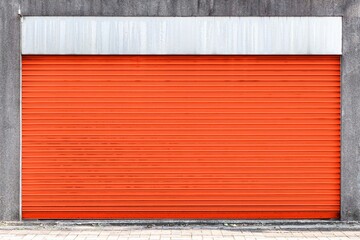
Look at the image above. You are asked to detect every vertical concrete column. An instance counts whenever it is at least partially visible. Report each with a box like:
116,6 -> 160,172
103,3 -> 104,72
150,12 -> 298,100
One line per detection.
341,0 -> 360,221
0,0 -> 21,220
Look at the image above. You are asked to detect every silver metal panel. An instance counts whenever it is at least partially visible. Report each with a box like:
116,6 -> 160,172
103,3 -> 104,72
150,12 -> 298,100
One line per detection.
22,17 -> 342,54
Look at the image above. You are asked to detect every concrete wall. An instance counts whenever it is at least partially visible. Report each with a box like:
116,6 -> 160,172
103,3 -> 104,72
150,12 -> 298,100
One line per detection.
340,0 -> 360,221
1,0 -> 360,220
0,0 -> 21,221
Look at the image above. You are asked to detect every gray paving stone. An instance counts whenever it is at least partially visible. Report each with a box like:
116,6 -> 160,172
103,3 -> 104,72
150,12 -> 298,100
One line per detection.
0,225 -> 360,240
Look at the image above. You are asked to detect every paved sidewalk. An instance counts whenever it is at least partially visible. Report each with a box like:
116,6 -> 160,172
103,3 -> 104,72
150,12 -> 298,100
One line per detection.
1,221 -> 360,240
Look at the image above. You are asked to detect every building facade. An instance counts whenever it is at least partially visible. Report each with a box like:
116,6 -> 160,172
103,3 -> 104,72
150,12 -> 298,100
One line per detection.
1,0 -> 360,221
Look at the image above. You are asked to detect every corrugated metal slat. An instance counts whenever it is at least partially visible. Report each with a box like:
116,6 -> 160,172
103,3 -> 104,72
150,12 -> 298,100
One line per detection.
22,55 -> 340,219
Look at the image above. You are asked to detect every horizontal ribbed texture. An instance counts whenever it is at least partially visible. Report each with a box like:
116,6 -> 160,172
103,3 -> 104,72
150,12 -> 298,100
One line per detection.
22,55 -> 340,219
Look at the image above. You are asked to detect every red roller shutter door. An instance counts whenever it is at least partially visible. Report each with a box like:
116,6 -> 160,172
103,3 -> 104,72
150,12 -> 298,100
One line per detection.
22,55 -> 340,219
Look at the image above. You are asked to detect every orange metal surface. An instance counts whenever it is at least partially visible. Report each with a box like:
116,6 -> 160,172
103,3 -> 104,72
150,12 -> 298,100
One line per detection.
22,55 -> 341,219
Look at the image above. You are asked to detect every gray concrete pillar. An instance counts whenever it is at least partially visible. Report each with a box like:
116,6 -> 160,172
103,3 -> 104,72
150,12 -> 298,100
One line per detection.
0,0 -> 21,221
341,0 -> 360,221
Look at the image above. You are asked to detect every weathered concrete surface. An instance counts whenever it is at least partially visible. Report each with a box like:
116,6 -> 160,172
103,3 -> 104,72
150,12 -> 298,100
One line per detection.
341,0 -> 360,221
0,0 -> 21,221
2,220 -> 360,229
1,0 -> 360,221
19,0 -> 344,16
